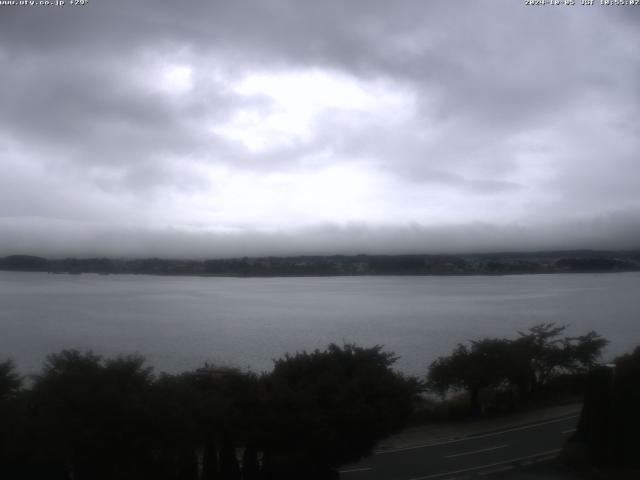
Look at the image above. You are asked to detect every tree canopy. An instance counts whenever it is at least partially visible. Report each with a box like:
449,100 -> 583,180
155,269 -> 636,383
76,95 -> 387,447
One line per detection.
261,344 -> 421,478
0,344 -> 420,480
0,327 -> 612,478
0,359 -> 22,401
427,323 -> 608,415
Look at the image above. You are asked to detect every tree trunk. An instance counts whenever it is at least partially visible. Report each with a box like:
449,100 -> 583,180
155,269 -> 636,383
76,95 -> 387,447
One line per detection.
202,436 -> 220,480
178,447 -> 198,480
219,438 -> 240,480
241,445 -> 260,480
469,387 -> 482,417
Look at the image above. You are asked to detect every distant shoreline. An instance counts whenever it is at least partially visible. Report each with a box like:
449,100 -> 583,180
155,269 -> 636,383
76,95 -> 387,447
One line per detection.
2,250 -> 639,278
38,269 -> 640,278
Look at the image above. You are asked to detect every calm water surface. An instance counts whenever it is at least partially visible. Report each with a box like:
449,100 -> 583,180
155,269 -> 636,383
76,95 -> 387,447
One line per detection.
1,271 -> 638,376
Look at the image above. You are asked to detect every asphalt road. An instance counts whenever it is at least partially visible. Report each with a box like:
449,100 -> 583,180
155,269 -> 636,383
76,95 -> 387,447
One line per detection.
339,414 -> 579,479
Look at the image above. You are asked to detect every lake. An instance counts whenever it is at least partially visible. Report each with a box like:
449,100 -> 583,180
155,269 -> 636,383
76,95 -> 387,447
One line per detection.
1,271 -> 639,376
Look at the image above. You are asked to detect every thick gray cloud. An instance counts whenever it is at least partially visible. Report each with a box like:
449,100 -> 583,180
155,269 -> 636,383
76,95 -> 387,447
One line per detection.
0,0 -> 638,257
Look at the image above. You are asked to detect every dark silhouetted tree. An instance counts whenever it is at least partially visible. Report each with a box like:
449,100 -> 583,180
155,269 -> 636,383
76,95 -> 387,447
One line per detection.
241,445 -> 261,480
0,359 -> 25,479
261,343 -> 421,479
0,359 -> 22,400
427,324 -> 608,414
513,323 -> 607,395
427,339 -> 512,415
145,373 -> 201,480
571,345 -> 640,470
609,346 -> 640,467
29,350 -> 155,480
184,365 -> 262,480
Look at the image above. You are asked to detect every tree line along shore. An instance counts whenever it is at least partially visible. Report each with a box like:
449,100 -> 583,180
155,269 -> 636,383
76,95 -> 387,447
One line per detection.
1,323 -> 638,479
1,250 -> 639,277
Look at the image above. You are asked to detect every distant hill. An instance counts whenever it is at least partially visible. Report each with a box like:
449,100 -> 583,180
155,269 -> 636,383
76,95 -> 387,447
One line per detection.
1,250 -> 639,277
0,255 -> 49,271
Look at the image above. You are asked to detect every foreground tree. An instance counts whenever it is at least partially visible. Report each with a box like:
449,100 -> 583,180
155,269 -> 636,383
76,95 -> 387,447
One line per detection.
568,345 -> 640,471
145,373 -> 201,480
0,359 -> 24,478
0,359 -> 22,400
608,346 -> 640,467
182,365 -> 262,480
427,339 -> 512,415
1,345 -> 422,480
261,344 -> 421,479
427,324 -> 608,415
28,350 -> 156,480
513,323 -> 608,395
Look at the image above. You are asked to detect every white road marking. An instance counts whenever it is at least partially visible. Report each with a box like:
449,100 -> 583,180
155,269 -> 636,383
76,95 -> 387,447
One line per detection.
339,467 -> 373,474
529,454 -> 559,464
444,444 -> 508,459
479,465 -> 514,475
375,415 -> 579,454
562,428 -> 576,435
407,448 -> 562,480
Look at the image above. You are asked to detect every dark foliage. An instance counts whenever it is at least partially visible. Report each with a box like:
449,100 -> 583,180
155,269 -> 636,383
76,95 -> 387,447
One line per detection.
427,324 -> 607,415
428,339 -> 513,415
0,359 -> 22,400
28,351 -> 156,480
0,344 -> 419,480
261,344 -> 421,477
570,345 -> 640,470
609,346 -> 640,467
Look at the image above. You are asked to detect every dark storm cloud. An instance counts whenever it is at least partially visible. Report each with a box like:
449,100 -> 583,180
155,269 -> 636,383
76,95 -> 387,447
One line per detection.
0,0 -> 638,256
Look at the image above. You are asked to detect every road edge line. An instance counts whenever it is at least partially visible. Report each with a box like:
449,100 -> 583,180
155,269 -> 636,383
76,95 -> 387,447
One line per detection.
375,414 -> 579,454
407,448 -> 562,480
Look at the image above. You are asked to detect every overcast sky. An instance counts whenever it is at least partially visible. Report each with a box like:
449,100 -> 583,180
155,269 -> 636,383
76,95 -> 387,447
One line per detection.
0,0 -> 638,258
